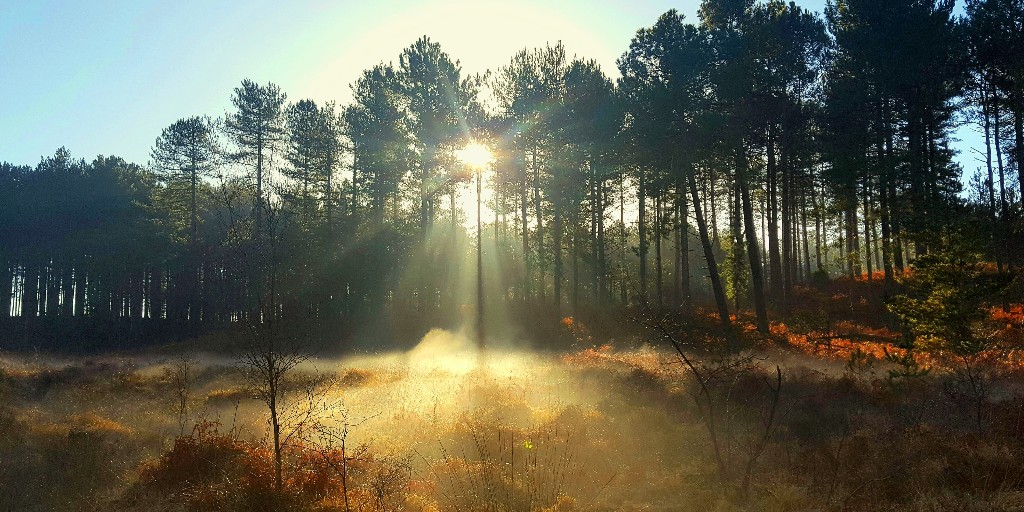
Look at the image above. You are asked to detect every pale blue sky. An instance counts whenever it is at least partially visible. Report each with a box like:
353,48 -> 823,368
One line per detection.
3,0 -> 983,178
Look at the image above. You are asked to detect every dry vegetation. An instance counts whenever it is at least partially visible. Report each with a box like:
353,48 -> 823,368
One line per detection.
4,281 -> 1024,511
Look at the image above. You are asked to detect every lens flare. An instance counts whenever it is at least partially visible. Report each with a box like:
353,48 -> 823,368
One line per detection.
455,142 -> 493,169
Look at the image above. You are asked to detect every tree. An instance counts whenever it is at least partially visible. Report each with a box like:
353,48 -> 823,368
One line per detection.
224,79 -> 287,239
399,36 -> 468,234
887,251 -> 1010,427
345,64 -> 412,224
493,42 -> 570,306
151,116 -> 220,246
966,0 -> 1024,268
700,0 -> 772,333
284,99 -> 341,228
827,0 -> 965,263
619,9 -> 733,325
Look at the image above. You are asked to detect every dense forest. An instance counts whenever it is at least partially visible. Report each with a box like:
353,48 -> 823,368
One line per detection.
1,0 -> 1022,349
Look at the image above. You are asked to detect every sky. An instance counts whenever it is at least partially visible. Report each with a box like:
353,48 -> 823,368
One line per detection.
2,0 -> 981,176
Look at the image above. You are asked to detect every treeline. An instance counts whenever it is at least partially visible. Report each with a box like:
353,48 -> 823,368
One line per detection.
2,0 -> 1023,346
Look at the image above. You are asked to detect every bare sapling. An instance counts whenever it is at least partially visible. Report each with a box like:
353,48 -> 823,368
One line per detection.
635,303 -> 783,501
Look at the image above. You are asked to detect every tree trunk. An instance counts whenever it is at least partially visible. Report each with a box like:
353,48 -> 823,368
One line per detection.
554,203 -> 562,314
75,267 -> 87,317
731,179 -> 742,312
61,263 -> 73,317
620,175 -> 628,305
255,134 -> 264,239
638,168 -> 648,301
45,264 -> 59,316
863,178 -> 873,281
590,165 -> 599,304
994,88 -> 1009,269
572,208 -> 580,314
688,170 -> 730,326
655,191 -> 663,308
532,147 -> 545,304
681,183 -> 691,307
845,203 -> 858,278
983,84 -> 999,272
878,99 -> 894,286
801,187 -> 812,280
766,125 -> 782,297
1015,105 -> 1024,211
738,148 -> 769,334
780,139 -> 793,300
814,192 -> 823,272
22,265 -> 38,317
708,168 -> 718,245
0,261 -> 11,318
520,163 -> 531,302
597,177 -> 607,302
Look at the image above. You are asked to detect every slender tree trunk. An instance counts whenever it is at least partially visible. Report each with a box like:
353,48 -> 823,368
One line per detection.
60,263 -> 73,317
731,179 -> 742,312
589,164 -> 599,304
680,183 -> 691,307
863,178 -> 873,281
655,191 -> 663,308
269,377 -> 283,492
688,169 -> 730,326
620,174 -> 627,305
877,100 -> 894,286
738,148 -> 769,334
780,140 -> 792,299
46,264 -> 59,316
419,153 -> 428,234
708,169 -> 718,245
572,208 -> 580,314
598,178 -> 607,302
520,164 -> 531,302
884,100 -> 904,273
801,188 -> 812,280
326,152 -> 335,227
674,196 -> 682,305
255,135 -> 264,239
908,113 -> 926,256
983,84 -> 1000,271
766,125 -> 782,297
994,88 -> 1009,269
554,203 -> 562,313
75,267 -> 87,317
149,268 -> 162,320
890,190 -> 905,272
131,271 -> 143,320
845,201 -> 859,278
638,168 -> 648,301
673,178 -> 682,306
532,147 -> 545,304
814,193 -> 823,272
1015,105 -> 1024,211
0,261 -> 11,318
871,206 -> 881,273
22,265 -> 38,317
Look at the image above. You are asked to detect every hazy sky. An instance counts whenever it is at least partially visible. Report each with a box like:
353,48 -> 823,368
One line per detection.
3,0 -> 982,176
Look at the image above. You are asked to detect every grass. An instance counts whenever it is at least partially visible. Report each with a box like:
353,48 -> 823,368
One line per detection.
3,291 -> 1024,510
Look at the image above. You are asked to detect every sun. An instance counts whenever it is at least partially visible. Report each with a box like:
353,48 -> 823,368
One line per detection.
455,142 -> 493,170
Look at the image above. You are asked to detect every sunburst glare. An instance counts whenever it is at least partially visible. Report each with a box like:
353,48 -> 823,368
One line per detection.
455,141 -> 493,169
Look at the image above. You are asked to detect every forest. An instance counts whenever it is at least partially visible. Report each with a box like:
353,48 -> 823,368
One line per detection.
3,0 -> 1024,510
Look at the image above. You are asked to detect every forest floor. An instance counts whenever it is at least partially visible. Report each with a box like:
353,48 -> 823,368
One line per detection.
3,277 -> 1024,511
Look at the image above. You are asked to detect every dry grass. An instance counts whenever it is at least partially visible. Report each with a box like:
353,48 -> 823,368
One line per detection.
3,305 -> 1024,511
